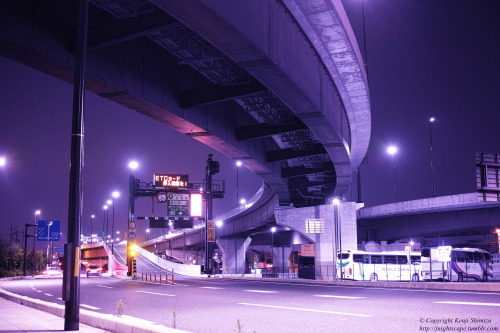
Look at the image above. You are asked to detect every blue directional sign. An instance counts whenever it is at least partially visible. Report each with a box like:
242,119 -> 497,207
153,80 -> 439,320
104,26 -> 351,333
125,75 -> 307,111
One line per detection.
37,220 -> 61,241
54,247 -> 64,253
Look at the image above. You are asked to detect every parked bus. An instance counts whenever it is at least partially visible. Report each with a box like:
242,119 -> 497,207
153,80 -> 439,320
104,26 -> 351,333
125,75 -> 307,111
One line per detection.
420,246 -> 493,282
337,250 -> 421,281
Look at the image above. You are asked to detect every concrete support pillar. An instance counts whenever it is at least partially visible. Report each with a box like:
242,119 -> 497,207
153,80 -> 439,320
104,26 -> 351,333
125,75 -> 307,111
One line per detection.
275,201 -> 358,281
217,237 -> 251,274
272,246 -> 292,274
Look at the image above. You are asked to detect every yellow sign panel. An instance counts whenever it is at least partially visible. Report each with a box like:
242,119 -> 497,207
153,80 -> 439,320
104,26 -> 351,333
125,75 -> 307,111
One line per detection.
207,222 -> 215,228
208,228 -> 215,235
208,235 -> 215,242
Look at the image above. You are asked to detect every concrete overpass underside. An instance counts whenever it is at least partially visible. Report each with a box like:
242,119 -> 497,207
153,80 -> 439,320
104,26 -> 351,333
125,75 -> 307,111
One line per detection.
0,0 -> 370,208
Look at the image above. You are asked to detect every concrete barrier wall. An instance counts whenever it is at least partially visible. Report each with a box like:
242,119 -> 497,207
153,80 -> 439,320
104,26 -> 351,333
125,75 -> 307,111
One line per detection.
136,246 -> 201,276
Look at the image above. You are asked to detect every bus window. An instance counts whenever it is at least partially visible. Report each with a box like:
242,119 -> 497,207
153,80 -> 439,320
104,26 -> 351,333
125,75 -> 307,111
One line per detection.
384,256 -> 397,264
484,253 -> 491,261
353,254 -> 364,263
465,252 -> 474,262
453,251 -> 465,262
397,256 -> 408,264
421,248 -> 430,258
371,255 -> 383,264
473,252 -> 483,263
337,253 -> 350,260
410,256 -> 420,264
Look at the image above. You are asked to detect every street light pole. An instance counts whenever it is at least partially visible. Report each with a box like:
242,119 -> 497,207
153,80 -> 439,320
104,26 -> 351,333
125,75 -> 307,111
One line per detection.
47,221 -> 53,269
429,117 -> 436,197
90,215 -> 94,244
111,191 -> 119,255
236,160 -> 242,207
387,146 -> 398,202
271,227 -> 276,270
33,210 -> 40,274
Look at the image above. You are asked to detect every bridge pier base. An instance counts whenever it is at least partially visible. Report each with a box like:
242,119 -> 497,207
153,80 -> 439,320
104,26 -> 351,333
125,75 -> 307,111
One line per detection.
217,237 -> 251,275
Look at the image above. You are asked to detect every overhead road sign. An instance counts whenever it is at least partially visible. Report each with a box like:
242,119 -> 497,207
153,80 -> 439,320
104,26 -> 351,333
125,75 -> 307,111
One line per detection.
37,220 -> 61,241
167,192 -> 189,216
154,174 -> 189,188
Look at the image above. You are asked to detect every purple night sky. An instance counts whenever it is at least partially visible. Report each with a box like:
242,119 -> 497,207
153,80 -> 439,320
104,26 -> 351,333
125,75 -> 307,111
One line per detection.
1,0 -> 500,248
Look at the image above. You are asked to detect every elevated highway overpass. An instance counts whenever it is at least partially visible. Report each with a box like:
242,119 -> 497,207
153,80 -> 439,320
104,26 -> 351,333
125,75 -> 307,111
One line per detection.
0,0 -> 370,208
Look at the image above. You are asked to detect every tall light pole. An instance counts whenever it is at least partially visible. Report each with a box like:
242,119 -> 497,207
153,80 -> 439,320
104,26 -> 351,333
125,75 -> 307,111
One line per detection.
429,117 -> 436,197
127,160 -> 138,277
102,205 -> 108,241
111,191 -> 120,254
46,221 -> 53,269
236,160 -> 242,207
387,145 -> 398,202
332,198 -> 340,281
271,227 -> 276,270
106,199 -> 112,239
90,214 -> 95,244
33,210 -> 40,274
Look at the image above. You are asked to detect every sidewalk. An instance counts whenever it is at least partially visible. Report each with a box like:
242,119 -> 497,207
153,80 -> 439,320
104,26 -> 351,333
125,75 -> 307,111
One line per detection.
0,296 -> 110,333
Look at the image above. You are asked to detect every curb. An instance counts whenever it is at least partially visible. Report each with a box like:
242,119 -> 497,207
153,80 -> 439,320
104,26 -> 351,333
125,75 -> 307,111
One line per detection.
215,275 -> 500,292
0,278 -> 191,333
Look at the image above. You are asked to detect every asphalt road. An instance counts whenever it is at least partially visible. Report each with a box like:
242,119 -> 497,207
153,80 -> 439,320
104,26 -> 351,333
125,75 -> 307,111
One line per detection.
2,274 -> 500,333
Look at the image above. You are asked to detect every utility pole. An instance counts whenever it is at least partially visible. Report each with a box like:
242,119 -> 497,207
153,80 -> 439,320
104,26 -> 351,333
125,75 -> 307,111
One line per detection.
204,154 -> 219,274
63,0 -> 88,330
23,223 -> 37,277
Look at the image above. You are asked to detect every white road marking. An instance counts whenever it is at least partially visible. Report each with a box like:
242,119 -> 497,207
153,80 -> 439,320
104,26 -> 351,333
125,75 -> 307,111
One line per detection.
313,295 -> 366,299
36,290 -> 42,293
239,303 -> 372,317
81,304 -> 101,310
136,291 -> 176,297
43,293 -> 53,297
244,290 -> 277,293
57,298 -> 63,301
200,287 -> 224,290
435,301 -> 500,307
97,285 -> 113,289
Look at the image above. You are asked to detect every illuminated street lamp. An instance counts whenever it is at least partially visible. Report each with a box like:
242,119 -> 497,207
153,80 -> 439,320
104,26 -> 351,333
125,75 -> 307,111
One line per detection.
111,191 -> 119,254
0,156 -> 6,167
103,205 -> 108,240
90,214 -> 95,244
33,210 -> 41,274
387,145 -> 398,202
236,160 -> 242,207
128,160 -> 138,171
146,228 -> 150,242
429,117 -> 436,197
240,198 -> 246,208
332,198 -> 341,281
271,227 -> 276,268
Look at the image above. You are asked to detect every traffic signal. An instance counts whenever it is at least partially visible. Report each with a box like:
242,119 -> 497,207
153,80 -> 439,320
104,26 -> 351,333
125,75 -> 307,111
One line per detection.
127,244 -> 137,277
129,244 -> 137,257
208,160 -> 219,175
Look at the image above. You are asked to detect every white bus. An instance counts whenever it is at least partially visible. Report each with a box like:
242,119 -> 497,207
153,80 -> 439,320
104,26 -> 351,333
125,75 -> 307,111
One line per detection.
337,250 -> 421,281
420,246 -> 493,282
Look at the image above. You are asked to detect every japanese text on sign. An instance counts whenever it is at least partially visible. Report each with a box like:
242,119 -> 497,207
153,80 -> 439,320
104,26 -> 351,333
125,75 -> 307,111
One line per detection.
154,174 -> 189,188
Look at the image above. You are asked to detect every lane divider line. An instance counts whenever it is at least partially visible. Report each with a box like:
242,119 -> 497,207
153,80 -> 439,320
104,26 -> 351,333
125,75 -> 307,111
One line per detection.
97,285 -> 113,289
81,304 -> 101,310
43,293 -> 53,297
238,303 -> 372,317
435,301 -> 500,307
313,295 -> 366,299
243,290 -> 277,293
136,291 -> 176,297
200,287 -> 224,290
